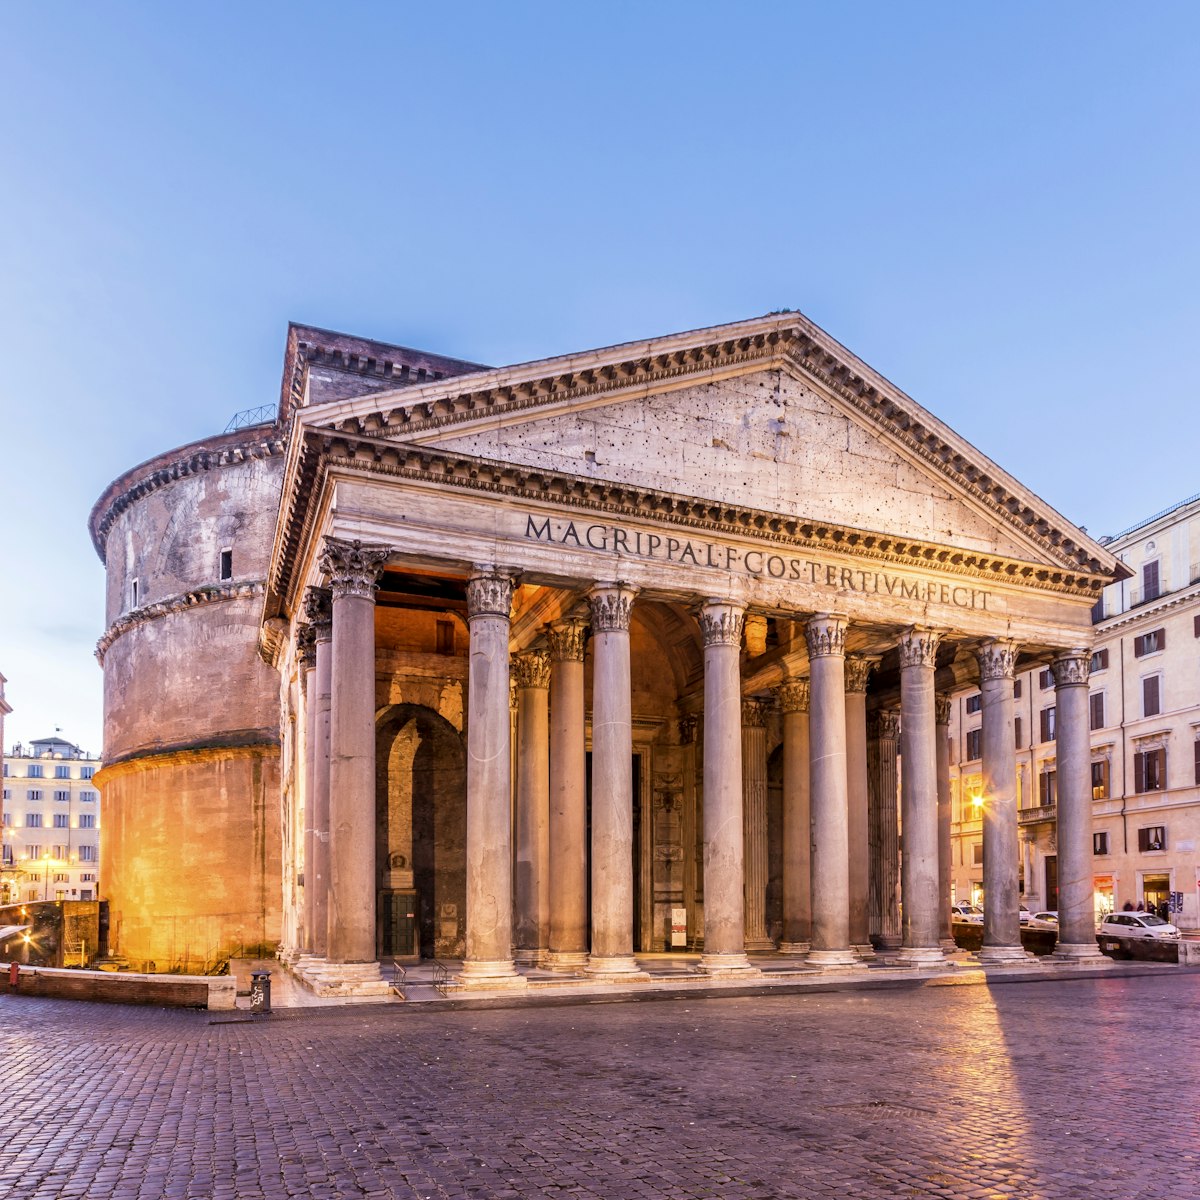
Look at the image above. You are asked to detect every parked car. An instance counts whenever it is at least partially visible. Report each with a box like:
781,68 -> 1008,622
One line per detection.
1028,911 -> 1058,929
1018,908 -> 1033,925
1097,913 -> 1180,940
951,903 -> 983,924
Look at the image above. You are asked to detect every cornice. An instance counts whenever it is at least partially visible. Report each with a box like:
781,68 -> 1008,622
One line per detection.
95,737 -> 280,784
265,430 -> 1113,620
95,581 -> 267,665
1097,582 -> 1200,634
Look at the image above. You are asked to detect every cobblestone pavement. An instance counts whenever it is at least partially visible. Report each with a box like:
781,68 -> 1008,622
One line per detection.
2,972 -> 1198,1199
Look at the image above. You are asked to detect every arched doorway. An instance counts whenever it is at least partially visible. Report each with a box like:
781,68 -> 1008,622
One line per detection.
376,704 -> 466,959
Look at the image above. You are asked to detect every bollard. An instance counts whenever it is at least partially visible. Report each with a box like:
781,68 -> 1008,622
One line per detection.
8,962 -> 18,989
249,969 -> 272,1015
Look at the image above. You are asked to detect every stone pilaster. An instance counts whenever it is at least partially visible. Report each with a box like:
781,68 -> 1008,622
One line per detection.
935,693 -> 954,951
777,679 -> 811,954
741,698 -> 773,951
897,628 -> 946,966
844,656 -> 874,957
1051,649 -> 1108,964
868,710 -> 901,950
460,567 -> 527,989
586,584 -> 648,979
546,619 -> 589,970
697,600 -> 757,975
513,651 -> 551,966
806,613 -> 857,968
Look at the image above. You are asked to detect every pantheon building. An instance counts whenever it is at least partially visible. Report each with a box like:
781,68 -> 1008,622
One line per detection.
90,312 -> 1126,993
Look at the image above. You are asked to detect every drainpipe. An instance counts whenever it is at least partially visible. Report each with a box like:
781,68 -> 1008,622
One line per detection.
1120,633 -> 1128,854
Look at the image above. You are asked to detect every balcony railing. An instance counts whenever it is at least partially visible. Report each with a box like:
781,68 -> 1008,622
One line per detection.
1018,803 -> 1057,825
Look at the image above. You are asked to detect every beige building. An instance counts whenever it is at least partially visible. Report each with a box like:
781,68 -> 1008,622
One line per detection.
93,312 -> 1127,988
2,736 -> 101,905
950,492 -> 1200,930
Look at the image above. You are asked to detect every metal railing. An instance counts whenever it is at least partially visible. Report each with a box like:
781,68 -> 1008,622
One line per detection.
387,958 -> 406,998
223,404 -> 277,433
431,958 -> 457,996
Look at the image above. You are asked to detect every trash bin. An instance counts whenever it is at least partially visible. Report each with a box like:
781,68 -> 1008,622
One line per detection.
249,969 -> 272,1015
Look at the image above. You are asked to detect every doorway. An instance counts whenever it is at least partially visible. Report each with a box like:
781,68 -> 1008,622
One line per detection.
1044,855 -> 1058,911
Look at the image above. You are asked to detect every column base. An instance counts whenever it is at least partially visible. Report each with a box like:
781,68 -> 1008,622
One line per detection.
976,945 -> 1040,966
744,936 -> 776,952
303,960 -> 392,997
699,953 -> 761,976
852,943 -> 876,960
513,948 -> 548,967
877,934 -> 903,952
544,950 -> 590,972
939,938 -> 959,953
1051,942 -> 1114,966
458,958 -> 529,990
777,941 -> 811,956
585,955 -> 651,981
895,945 -> 948,968
806,948 -> 860,970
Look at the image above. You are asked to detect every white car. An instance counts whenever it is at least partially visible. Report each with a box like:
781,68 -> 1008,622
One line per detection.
1018,908 -> 1034,925
951,903 -> 983,924
1098,912 -> 1180,940
1028,911 -> 1058,929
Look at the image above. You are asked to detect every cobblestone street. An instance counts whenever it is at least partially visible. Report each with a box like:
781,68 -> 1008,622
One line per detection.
2,971 -> 1198,1199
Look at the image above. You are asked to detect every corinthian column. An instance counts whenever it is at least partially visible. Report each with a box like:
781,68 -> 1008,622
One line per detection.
698,600 -> 757,975
513,651 -> 551,965
1052,649 -> 1107,963
807,613 -> 857,968
936,694 -> 955,950
546,619 -> 589,970
897,627 -> 945,966
321,539 -> 389,982
305,587 -> 332,962
460,567 -> 526,988
586,584 -> 647,979
868,710 -> 901,949
977,638 -> 1029,964
844,656 -> 874,957
777,679 -> 811,954
742,698 -> 774,951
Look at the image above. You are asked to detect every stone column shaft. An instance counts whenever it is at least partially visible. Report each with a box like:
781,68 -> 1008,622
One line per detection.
807,614 -> 857,968
513,652 -> 551,965
868,711 -> 901,949
778,680 -> 811,953
308,593 -> 333,959
547,620 -> 588,969
586,584 -> 646,978
297,627 -> 317,957
1053,650 -> 1107,962
323,541 -> 389,967
845,657 -> 873,955
898,628 -> 945,965
742,698 -> 773,951
936,695 -> 954,949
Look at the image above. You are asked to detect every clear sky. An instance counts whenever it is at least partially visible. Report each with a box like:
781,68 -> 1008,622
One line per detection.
1,2 -> 1197,755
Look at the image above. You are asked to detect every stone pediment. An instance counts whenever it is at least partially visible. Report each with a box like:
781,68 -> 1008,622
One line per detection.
294,312 -> 1124,581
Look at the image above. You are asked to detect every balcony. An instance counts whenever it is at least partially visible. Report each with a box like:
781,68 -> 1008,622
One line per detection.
1018,803 -> 1057,826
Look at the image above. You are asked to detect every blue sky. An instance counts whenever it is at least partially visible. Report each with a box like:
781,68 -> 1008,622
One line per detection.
2,2 -> 1197,753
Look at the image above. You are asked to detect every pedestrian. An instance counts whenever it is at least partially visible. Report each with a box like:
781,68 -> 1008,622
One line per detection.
1123,901 -> 1134,911
1136,901 -> 1145,912
1159,901 -> 1170,922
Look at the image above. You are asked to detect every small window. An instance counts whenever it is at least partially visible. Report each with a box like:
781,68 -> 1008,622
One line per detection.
1090,648 -> 1109,672
1040,706 -> 1056,743
131,578 -> 139,608
78,845 -> 97,862
965,728 -> 982,761
26,813 -> 42,828
26,789 -> 42,801
54,765 -> 69,779
27,765 -> 43,779
80,873 -> 96,883
53,790 -> 69,802
1138,825 -> 1166,852
80,791 -> 96,802
220,548 -> 233,581
80,767 -> 95,780
1134,628 -> 1166,657
26,844 -> 41,859
79,813 -> 95,829
1089,692 -> 1105,731
1014,678 -> 1023,699
435,620 -> 456,656
1093,831 -> 1109,855
1039,668 -> 1054,690
1142,675 -> 1161,718
1039,770 -> 1057,806
965,694 -> 982,715
52,813 -> 68,828
1134,747 -> 1167,793
51,844 -> 68,859
1091,760 -> 1109,799
972,843 -> 984,865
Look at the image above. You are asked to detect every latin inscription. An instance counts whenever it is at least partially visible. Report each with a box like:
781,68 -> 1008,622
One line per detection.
525,515 -> 990,610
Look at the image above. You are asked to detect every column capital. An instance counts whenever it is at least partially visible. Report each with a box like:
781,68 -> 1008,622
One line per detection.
868,709 -> 901,741
741,698 -> 769,728
303,585 -> 333,641
897,627 -> 940,670
776,679 -> 810,714
296,624 -> 317,671
467,567 -> 517,620
698,599 -> 745,647
588,583 -> 639,632
934,693 -> 952,726
512,651 -> 551,690
546,619 -> 587,663
678,713 -> 698,744
977,638 -> 1019,682
844,655 -> 876,694
320,538 -> 390,600
805,613 -> 847,659
1051,648 -> 1091,687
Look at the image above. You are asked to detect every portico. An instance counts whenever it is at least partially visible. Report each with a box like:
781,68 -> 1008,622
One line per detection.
262,312 -> 1124,993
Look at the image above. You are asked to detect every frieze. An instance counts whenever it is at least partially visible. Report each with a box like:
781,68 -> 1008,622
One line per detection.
589,584 -> 638,633
1051,649 -> 1091,688
697,601 -> 745,648
512,651 -> 551,690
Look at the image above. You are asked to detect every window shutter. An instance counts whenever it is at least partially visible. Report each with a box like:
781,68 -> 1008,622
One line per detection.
1014,716 -> 1023,749
1143,676 -> 1160,717
1090,693 -> 1104,730
1143,560 -> 1159,600
1134,752 -> 1146,793
1194,740 -> 1200,786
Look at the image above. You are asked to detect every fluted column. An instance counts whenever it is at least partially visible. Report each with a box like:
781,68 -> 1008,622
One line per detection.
897,627 -> 945,966
306,588 -> 333,960
742,698 -> 773,951
977,638 -> 1029,964
778,679 -> 811,954
296,624 -> 317,958
844,656 -> 873,957
460,567 -> 526,987
546,619 -> 589,970
513,651 -> 551,965
698,600 -> 757,975
322,539 -> 389,968
1052,649 -> 1107,963
936,694 -> 954,950
586,584 -> 647,979
807,613 -> 857,968
868,710 -> 901,949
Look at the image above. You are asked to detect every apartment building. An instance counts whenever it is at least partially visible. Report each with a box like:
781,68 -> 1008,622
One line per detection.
1,735 -> 101,905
